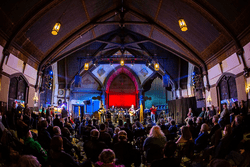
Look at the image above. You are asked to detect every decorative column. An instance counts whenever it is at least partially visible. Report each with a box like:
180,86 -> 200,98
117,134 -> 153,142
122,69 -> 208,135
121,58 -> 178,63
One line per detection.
102,89 -> 106,108
51,62 -> 58,106
36,71 -> 43,109
187,63 -> 194,96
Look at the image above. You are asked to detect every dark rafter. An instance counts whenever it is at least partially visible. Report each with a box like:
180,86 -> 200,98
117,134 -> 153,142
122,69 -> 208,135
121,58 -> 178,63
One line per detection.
50,30 -> 119,64
127,30 -> 200,67
3,0 -> 64,53
185,0 -> 241,49
39,7 -> 120,71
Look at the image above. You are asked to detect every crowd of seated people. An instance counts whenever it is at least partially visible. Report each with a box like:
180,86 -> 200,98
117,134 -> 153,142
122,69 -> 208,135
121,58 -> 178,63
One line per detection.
0,101 -> 250,167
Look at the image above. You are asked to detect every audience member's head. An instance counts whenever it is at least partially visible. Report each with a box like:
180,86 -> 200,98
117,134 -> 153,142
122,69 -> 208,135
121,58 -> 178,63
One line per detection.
223,103 -> 227,109
100,124 -> 106,131
53,126 -> 61,135
88,119 -> 92,125
17,155 -> 41,167
200,123 -> 209,133
114,127 -> 120,134
160,119 -> 165,125
235,115 -> 242,125
135,121 -> 141,128
24,127 -> 32,138
223,124 -> 232,136
171,120 -> 176,126
61,127 -> 70,138
181,126 -> 192,140
50,136 -> 63,152
188,119 -> 193,126
212,115 -> 219,124
163,141 -> 177,158
90,129 -> 100,140
118,130 -> 127,141
197,117 -> 203,124
40,120 -> 48,129
98,149 -> 115,164
118,120 -> 123,127
149,125 -> 165,138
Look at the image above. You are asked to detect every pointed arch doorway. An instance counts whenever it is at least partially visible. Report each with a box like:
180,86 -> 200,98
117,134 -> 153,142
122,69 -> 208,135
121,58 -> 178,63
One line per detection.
105,67 -> 141,108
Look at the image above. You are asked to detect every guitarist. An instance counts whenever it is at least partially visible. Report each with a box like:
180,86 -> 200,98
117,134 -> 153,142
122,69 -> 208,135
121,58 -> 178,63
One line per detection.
128,104 -> 136,123
98,104 -> 106,123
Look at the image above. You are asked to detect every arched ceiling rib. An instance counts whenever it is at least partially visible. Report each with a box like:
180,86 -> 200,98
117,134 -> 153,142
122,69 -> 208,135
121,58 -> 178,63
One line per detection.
0,0 -> 250,80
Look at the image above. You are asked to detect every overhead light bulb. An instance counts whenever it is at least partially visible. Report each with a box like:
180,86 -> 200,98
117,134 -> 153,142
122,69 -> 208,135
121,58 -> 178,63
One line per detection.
154,63 -> 159,71
84,63 -> 89,70
120,59 -> 124,66
178,18 -> 188,31
51,22 -> 61,35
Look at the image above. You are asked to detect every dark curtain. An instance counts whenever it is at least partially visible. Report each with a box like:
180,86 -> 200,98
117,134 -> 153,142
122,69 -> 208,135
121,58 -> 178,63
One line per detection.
167,97 -> 197,124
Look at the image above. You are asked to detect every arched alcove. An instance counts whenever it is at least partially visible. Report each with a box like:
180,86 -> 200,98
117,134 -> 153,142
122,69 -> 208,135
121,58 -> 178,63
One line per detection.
8,73 -> 29,110
216,73 -> 238,110
104,66 -> 141,108
108,74 -> 137,108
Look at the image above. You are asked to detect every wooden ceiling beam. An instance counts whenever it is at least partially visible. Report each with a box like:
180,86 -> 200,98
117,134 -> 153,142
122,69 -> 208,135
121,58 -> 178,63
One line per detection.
127,30 -> 200,68
184,0 -> 241,50
3,0 -> 64,55
50,30 -> 119,64
39,7 -> 120,72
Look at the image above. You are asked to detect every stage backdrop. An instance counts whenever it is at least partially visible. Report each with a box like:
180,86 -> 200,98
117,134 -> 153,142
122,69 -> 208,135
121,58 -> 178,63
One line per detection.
168,97 -> 197,124
108,74 -> 137,108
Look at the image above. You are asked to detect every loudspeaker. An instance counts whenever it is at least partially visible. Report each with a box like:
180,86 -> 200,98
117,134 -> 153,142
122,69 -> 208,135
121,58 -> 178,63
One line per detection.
75,75 -> 81,87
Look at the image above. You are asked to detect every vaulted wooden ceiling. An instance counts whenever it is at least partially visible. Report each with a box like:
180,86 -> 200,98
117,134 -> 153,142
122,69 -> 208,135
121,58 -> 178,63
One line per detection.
1,0 -> 250,74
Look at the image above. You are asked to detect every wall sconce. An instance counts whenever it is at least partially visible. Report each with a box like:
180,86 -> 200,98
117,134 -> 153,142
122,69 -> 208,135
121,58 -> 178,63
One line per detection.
51,22 -> 61,35
178,18 -> 188,31
33,92 -> 38,103
207,95 -> 212,104
84,62 -> 89,70
154,62 -> 159,71
246,85 -> 250,93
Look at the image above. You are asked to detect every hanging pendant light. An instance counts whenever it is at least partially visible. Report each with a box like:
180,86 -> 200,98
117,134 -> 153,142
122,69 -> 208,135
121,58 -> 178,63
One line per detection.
51,22 -> 61,35
178,18 -> 188,31
84,62 -> 89,70
154,62 -> 159,71
120,59 -> 124,66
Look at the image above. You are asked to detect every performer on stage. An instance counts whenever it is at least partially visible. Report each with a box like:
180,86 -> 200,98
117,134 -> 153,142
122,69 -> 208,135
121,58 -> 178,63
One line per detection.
110,105 -> 115,123
118,108 -> 125,121
158,110 -> 167,121
150,105 -> 157,123
98,104 -> 106,123
128,104 -> 136,123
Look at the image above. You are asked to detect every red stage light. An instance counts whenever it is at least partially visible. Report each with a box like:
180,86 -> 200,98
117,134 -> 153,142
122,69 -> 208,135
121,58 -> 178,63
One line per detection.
109,94 -> 136,108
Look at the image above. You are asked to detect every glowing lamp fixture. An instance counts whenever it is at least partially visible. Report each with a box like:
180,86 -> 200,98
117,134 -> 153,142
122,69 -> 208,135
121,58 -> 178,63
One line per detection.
178,18 -> 188,31
120,59 -> 124,66
84,62 -> 89,70
51,22 -> 61,35
154,63 -> 159,71
33,92 -> 38,103
207,95 -> 212,103
246,85 -> 250,93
